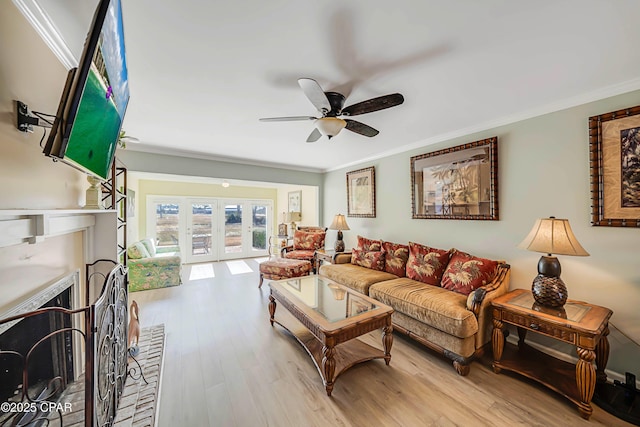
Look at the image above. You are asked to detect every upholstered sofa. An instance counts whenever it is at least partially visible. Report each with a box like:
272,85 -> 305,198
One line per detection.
319,236 -> 510,375
127,238 -> 182,292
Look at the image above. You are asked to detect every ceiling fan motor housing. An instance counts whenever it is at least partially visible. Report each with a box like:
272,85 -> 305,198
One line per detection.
324,92 -> 346,116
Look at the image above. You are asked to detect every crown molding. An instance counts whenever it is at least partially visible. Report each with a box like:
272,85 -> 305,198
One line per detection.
13,0 -> 78,70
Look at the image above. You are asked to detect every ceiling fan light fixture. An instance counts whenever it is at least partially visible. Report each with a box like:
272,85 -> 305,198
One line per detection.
315,117 -> 347,139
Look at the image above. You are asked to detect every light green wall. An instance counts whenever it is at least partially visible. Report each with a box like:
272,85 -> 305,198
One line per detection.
323,89 -> 640,377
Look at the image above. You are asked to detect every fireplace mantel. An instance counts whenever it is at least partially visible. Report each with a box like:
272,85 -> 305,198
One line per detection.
0,209 -> 118,261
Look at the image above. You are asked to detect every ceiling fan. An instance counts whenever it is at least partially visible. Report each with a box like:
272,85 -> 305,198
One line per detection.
259,78 -> 404,142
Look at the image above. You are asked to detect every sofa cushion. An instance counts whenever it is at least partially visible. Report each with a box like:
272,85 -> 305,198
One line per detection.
406,242 -> 450,286
382,241 -> 409,277
127,242 -> 150,260
319,263 -> 398,295
441,249 -> 499,296
293,230 -> 326,250
283,249 -> 316,261
357,235 -> 382,252
140,238 -> 157,257
369,278 -> 478,339
351,248 -> 385,271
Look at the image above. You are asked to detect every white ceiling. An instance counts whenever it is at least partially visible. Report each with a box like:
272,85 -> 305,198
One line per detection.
27,0 -> 640,172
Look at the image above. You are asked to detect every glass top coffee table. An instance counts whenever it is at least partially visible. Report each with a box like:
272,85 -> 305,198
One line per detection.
268,275 -> 394,396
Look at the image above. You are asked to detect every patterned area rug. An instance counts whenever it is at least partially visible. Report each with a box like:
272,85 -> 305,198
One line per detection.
114,324 -> 165,427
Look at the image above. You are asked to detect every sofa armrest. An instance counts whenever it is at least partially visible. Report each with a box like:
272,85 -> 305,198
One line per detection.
156,245 -> 180,254
280,245 -> 294,256
333,253 -> 352,264
466,263 -> 511,347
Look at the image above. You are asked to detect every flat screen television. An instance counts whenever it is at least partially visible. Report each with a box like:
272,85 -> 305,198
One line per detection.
43,0 -> 129,181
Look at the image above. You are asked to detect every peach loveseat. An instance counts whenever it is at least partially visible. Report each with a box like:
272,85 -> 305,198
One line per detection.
319,237 -> 510,375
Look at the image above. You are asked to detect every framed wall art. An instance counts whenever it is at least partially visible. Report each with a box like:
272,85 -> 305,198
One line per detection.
346,166 -> 376,218
410,137 -> 498,220
589,105 -> 640,227
288,190 -> 301,213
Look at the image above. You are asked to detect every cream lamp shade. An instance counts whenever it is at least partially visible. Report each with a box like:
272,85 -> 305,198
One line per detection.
286,212 -> 302,222
328,214 -> 350,252
518,217 -> 588,308
286,212 -> 301,237
518,217 -> 589,257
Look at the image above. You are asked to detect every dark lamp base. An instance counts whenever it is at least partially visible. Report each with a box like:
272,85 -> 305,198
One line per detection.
334,230 -> 345,252
532,274 -> 568,308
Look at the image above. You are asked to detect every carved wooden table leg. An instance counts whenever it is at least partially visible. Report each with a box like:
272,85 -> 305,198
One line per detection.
491,318 -> 504,373
382,324 -> 393,365
595,325 -> 610,384
268,294 -> 276,326
575,347 -> 596,420
517,326 -> 527,348
322,345 -> 336,396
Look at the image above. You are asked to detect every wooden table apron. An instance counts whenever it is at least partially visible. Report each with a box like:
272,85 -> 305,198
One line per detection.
491,289 -> 612,420
268,284 -> 393,396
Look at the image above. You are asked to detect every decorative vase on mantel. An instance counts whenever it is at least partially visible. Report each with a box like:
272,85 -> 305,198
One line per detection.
84,175 -> 104,210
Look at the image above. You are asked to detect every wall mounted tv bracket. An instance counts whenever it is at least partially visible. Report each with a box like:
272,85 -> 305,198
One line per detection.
15,100 -> 54,133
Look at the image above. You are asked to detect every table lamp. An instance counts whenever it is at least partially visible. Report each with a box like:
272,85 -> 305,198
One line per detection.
328,214 -> 350,252
518,216 -> 589,307
286,212 -> 301,237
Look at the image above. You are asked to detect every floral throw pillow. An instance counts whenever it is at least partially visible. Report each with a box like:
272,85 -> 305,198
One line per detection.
293,231 -> 326,250
357,235 -> 382,252
127,242 -> 150,260
441,249 -> 499,296
382,241 -> 409,277
406,242 -> 451,286
351,248 -> 385,271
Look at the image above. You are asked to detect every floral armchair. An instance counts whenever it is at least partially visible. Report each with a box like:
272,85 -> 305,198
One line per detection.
281,227 -> 327,267
127,238 -> 182,292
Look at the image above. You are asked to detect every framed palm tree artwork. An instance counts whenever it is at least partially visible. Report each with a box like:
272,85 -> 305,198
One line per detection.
589,105 -> 640,227
410,137 -> 499,220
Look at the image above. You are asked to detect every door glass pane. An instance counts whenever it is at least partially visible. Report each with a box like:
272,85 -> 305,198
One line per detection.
225,204 -> 243,254
252,204 -> 267,251
155,203 -> 180,250
191,203 -> 212,256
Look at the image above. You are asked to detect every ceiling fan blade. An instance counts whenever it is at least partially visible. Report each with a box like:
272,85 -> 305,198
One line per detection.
298,78 -> 331,114
344,119 -> 379,137
341,93 -> 404,116
306,128 -> 322,143
259,116 -> 316,122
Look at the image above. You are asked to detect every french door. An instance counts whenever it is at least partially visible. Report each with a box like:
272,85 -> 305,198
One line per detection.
148,197 -> 272,263
186,200 -> 218,263
221,200 -> 270,260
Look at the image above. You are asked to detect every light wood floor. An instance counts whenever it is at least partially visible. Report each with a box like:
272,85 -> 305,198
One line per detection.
129,259 -> 632,427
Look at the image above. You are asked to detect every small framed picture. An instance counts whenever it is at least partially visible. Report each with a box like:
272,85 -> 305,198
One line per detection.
346,166 -> 376,218
278,223 -> 288,237
288,190 -> 301,212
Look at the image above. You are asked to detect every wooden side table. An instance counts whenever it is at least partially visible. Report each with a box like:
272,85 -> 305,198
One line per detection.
313,249 -> 351,273
491,289 -> 612,420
